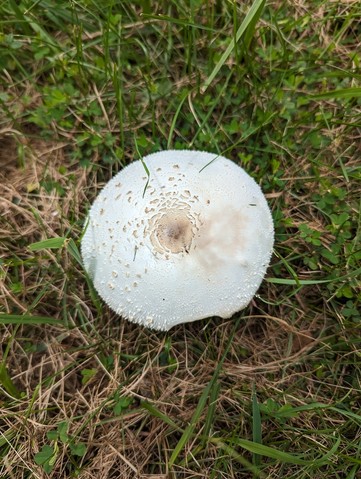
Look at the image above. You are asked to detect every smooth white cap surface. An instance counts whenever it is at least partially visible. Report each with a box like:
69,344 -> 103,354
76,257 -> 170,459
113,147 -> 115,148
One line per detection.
81,150 -> 274,330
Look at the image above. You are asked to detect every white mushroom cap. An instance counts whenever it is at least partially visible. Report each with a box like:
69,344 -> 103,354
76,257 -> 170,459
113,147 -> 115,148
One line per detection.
81,150 -> 274,331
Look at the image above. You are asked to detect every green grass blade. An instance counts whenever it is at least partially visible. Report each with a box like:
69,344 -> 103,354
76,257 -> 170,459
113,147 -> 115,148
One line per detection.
167,90 -> 188,149
29,237 -> 83,267
210,438 -> 263,477
242,0 -> 266,51
190,72 -> 233,149
141,401 -> 183,431
273,250 -> 301,287
168,317 -> 241,468
29,237 -> 67,251
0,364 -> 21,398
252,386 -> 262,466
140,13 -> 215,32
311,88 -> 361,99
113,18 -> 125,159
7,0 -> 32,34
28,235 -> 102,314
134,136 -> 150,198
201,380 -> 221,445
267,266 -> 361,285
201,0 -> 266,93
269,402 -> 361,424
0,430 -> 16,448
168,376 -> 214,467
0,314 -> 66,326
67,238 -> 84,268
329,407 -> 361,424
233,435 -> 340,466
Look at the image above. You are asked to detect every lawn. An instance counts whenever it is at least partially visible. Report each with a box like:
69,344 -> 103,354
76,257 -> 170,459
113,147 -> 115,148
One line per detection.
0,0 -> 360,478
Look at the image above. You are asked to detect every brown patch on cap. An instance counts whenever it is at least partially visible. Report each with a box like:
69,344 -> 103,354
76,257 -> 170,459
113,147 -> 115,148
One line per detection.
195,206 -> 248,271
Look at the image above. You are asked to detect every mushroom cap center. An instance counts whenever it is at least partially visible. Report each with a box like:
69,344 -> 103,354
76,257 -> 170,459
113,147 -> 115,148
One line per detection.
153,210 -> 194,254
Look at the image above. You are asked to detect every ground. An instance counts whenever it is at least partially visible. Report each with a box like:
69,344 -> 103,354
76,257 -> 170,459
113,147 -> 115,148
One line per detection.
0,1 -> 360,478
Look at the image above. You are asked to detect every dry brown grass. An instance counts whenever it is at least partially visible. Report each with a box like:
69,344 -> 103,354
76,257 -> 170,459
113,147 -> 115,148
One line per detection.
0,137 -> 339,476
0,111 -> 357,478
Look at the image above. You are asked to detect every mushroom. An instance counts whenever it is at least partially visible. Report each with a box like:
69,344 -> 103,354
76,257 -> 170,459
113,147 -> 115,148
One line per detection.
81,150 -> 274,330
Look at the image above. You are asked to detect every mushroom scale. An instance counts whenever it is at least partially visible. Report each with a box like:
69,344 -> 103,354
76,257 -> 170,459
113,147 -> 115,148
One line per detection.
81,150 -> 274,331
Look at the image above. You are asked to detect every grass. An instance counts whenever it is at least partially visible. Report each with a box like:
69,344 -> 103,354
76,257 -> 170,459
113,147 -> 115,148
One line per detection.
0,0 -> 360,477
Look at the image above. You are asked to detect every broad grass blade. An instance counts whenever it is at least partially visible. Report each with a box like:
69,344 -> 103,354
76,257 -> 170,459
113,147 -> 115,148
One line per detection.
201,0 -> 266,93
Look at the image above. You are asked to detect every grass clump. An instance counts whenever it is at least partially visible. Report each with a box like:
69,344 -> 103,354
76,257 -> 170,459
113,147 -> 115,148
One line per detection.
1,0 -> 360,478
